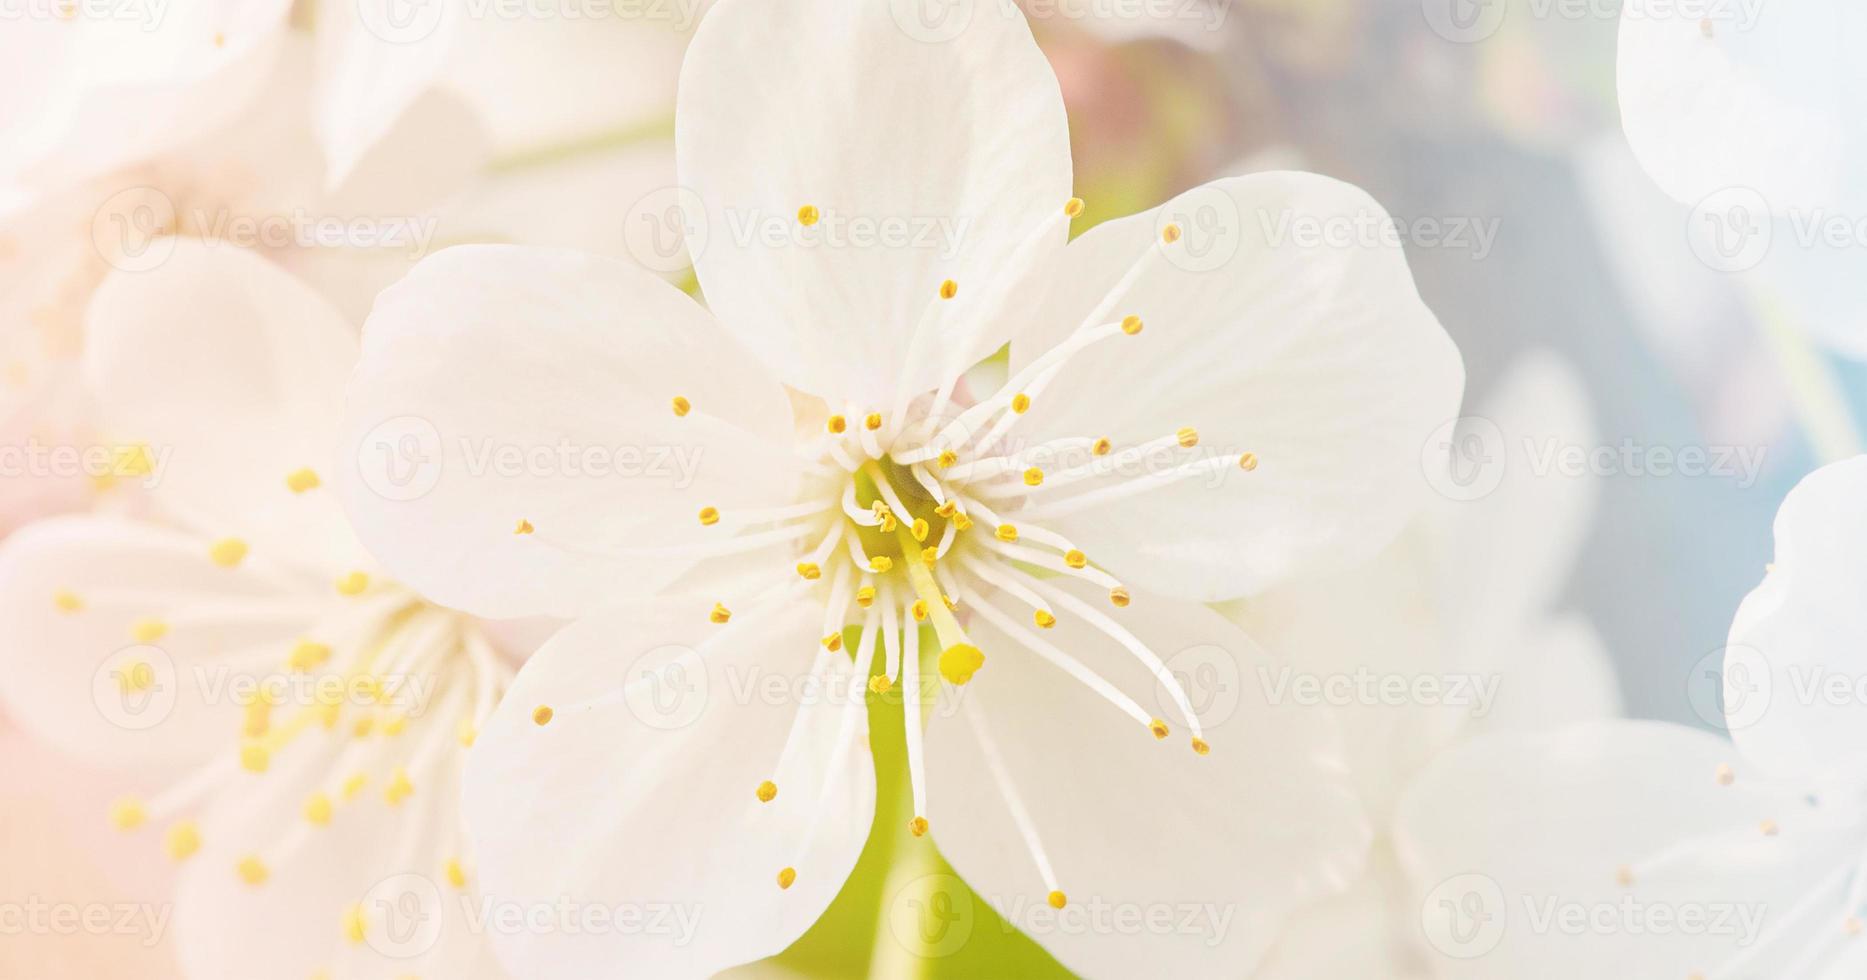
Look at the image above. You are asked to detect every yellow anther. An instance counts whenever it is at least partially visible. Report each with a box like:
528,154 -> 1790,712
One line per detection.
797,562 -> 822,580
1176,427 -> 1199,448
241,743 -> 270,772
911,600 -> 928,622
165,823 -> 201,861
343,903 -> 368,943
131,618 -> 168,643
938,644 -> 985,686
880,512 -> 898,533
939,279 -> 958,300
1120,315 -> 1143,336
777,867 -> 797,890
237,856 -> 269,886
869,674 -> 893,695
1033,609 -> 1056,629
909,816 -> 929,837
114,444 -> 155,478
1022,467 -> 1043,487
213,31 -> 224,46
952,512 -> 973,531
1109,587 -> 1131,607
671,395 -> 692,417
384,768 -> 413,806
864,412 -> 883,431
335,571 -> 370,596
822,633 -> 844,652
53,590 -> 83,613
118,661 -> 154,694
1092,437 -> 1112,455
935,500 -> 958,518
995,524 -> 1018,543
209,537 -> 248,567
698,506 -> 720,526
1161,223 -> 1182,244
1849,917 -> 1864,936
288,640 -> 332,673
285,467 -> 321,493
1615,865 -> 1635,887
936,450 -> 958,468
710,602 -> 732,624
1149,718 -> 1170,740
797,205 -> 820,227
943,593 -> 958,612
1760,819 -> 1779,836
920,546 -> 938,566
1715,764 -> 1735,786
317,702 -> 341,728
514,519 -> 534,535
446,858 -> 468,888
243,701 -> 272,738
856,586 -> 877,608
1238,452 -> 1259,471
109,797 -> 146,830
870,556 -> 894,573
458,718 -> 478,747
756,780 -> 778,803
382,712 -> 409,737
533,705 -> 554,726
1190,737 -> 1211,756
352,716 -> 375,739
304,793 -> 333,826
1010,393 -> 1031,414
1065,550 -> 1087,569
1064,197 -> 1084,217
826,415 -> 847,434
1048,890 -> 1068,909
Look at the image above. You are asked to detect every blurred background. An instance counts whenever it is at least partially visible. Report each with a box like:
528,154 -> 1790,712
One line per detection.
1,0 -> 1847,976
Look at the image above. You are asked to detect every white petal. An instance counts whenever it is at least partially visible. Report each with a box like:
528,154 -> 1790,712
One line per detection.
338,244 -> 801,621
463,595 -> 873,979
926,586 -> 1370,977
172,724 -> 500,980
1617,4 -> 1862,209
0,516 -> 320,768
1011,172 -> 1465,600
1254,846 -> 1430,980
84,240 -> 369,575
314,0 -> 460,187
0,0 -> 293,187
675,0 -> 1072,405
1726,456 -> 1867,783
1394,721 -> 1837,980
1470,614 -> 1623,736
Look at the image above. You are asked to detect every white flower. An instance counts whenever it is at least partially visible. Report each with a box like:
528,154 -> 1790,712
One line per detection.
0,242 -> 518,980
1394,456 -> 1867,979
1242,352 -> 1621,979
339,0 -> 1464,975
1617,1 -> 1867,355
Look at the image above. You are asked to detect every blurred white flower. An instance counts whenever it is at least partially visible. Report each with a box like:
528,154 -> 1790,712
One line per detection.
0,242 -> 521,980
1394,455 -> 1867,979
337,0 -> 1463,976
1618,3 -> 1867,356
1241,351 -> 1620,979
